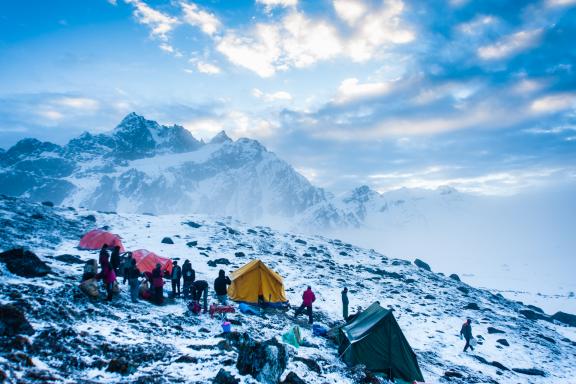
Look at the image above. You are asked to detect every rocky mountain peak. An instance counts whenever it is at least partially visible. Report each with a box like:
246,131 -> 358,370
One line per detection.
209,130 -> 232,144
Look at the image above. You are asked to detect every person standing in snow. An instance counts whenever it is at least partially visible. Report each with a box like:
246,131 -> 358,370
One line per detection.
182,260 -> 195,299
123,258 -> 141,303
460,318 -> 474,352
192,280 -> 209,312
97,258 -> 117,302
342,287 -> 349,320
214,269 -> 232,305
295,286 -> 316,324
152,263 -> 164,305
98,244 -> 109,266
171,261 -> 182,298
110,245 -> 121,275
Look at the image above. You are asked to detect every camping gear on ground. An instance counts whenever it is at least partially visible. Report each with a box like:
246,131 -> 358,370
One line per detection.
79,278 -> 99,298
312,324 -> 328,337
238,302 -> 261,315
221,321 -> 232,333
470,338 -> 478,347
82,259 -> 98,282
131,249 -> 173,275
336,302 -> 425,383
228,259 -> 288,306
209,304 -> 236,318
282,325 -> 302,348
112,280 -> 121,294
188,301 -> 202,315
78,229 -> 125,252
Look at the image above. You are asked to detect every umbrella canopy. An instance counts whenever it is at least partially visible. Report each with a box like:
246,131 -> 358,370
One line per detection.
78,229 -> 125,252
131,249 -> 173,274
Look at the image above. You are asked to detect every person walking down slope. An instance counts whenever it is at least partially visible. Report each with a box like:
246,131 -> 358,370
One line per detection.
460,318 -> 474,352
192,280 -> 209,313
171,261 -> 182,298
342,287 -> 349,320
110,245 -> 121,275
214,269 -> 232,305
151,263 -> 165,305
123,258 -> 141,303
295,286 -> 316,324
182,260 -> 195,299
98,244 -> 110,266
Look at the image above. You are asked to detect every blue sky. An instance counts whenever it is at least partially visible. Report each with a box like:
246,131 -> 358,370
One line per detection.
1,0 -> 575,194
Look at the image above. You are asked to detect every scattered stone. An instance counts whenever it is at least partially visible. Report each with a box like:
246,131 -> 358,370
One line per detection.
527,304 -> 544,313
184,221 -> 202,228
444,370 -> 464,378
414,258 -> 431,271
449,274 -> 461,282
54,254 -> 84,264
175,355 -> 198,363
199,328 -> 211,333
496,339 -> 509,347
208,258 -> 231,267
457,286 -> 469,295
293,356 -> 322,374
282,372 -> 306,384
236,337 -> 288,384
552,311 -> 576,327
536,333 -> 556,344
487,327 -> 505,334
491,361 -> 509,371
186,241 -> 198,247
41,201 -> 54,207
295,239 -> 307,245
106,357 -> 133,375
31,213 -> 44,220
81,215 -> 96,222
512,368 -> 545,376
519,309 -> 550,322
424,294 -> 436,300
464,302 -> 480,310
161,237 -> 174,244
24,369 -> 59,382
213,369 -> 240,384
235,252 -> 246,257
0,248 -> 51,278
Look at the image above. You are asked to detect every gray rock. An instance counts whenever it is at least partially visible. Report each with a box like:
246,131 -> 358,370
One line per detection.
0,248 -> 51,277
496,339 -> 509,346
161,237 -> 174,244
213,369 -> 240,384
512,368 -> 545,376
552,311 -> 576,327
414,258 -> 431,271
0,305 -> 35,336
449,273 -> 461,282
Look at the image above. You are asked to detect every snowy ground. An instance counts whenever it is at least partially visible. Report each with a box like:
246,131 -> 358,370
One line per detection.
1,198 -> 576,383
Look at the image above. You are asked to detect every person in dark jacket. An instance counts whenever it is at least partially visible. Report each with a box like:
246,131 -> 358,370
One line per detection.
123,258 -> 141,303
214,269 -> 232,305
151,263 -> 164,305
98,244 -> 109,266
182,260 -> 195,299
295,286 -> 316,324
342,287 -> 349,320
110,246 -> 121,275
460,318 -> 474,352
171,261 -> 182,298
192,280 -> 209,312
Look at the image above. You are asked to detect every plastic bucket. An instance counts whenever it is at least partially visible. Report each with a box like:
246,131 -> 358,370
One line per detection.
221,321 -> 232,333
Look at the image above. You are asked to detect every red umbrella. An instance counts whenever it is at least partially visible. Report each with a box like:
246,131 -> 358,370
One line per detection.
78,229 -> 125,252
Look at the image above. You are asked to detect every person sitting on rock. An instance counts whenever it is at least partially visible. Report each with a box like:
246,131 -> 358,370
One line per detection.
192,280 -> 209,313
460,318 -> 474,352
171,261 -> 182,298
151,263 -> 165,305
182,260 -> 195,299
295,286 -> 316,324
110,245 -> 121,275
214,269 -> 232,305
98,244 -> 109,266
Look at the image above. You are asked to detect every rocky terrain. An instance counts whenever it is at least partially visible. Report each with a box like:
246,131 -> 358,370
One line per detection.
1,195 -> 575,383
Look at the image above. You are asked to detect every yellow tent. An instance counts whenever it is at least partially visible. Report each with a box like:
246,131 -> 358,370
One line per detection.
228,259 -> 288,304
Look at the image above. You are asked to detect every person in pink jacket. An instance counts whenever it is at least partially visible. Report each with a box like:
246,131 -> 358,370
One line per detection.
97,259 -> 117,302
294,286 -> 316,324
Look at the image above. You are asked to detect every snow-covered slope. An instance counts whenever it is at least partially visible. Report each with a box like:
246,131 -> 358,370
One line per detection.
0,113 -> 326,222
1,196 -> 575,383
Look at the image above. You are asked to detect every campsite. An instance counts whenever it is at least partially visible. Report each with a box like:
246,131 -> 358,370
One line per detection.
1,196 -> 575,383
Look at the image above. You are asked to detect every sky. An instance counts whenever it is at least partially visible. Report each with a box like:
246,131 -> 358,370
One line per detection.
1,0 -> 575,195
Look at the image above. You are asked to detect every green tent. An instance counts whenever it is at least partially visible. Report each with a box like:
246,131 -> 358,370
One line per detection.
337,302 -> 425,383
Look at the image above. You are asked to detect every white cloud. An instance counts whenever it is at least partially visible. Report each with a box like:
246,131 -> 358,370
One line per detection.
37,109 -> 64,122
256,0 -> 298,9
333,0 -> 367,26
124,0 -> 179,41
252,88 -> 293,102
183,118 -> 224,139
457,15 -> 497,35
159,43 -> 175,53
180,2 -> 221,36
547,0 -> 576,6
196,61 -> 222,74
107,0 -> 118,5
54,97 -> 100,111
227,111 -> 279,138
530,93 -> 576,113
525,125 -> 576,134
477,29 -> 542,60
335,78 -> 392,103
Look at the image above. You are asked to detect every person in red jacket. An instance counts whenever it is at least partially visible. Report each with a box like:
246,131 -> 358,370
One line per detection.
295,286 -> 316,324
151,263 -> 165,305
97,259 -> 117,302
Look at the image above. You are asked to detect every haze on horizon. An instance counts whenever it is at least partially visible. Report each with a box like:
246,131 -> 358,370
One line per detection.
1,0 -> 575,196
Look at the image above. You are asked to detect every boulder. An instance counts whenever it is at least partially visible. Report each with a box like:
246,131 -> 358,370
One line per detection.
295,239 -> 307,245
552,311 -> 576,327
0,248 -> 51,277
512,368 -> 545,376
81,215 -> 96,222
0,306 -> 34,336
424,294 -> 436,300
236,337 -> 288,384
487,327 -> 505,334
282,372 -> 306,384
449,273 -> 461,282
161,237 -> 174,244
464,302 -> 480,310
184,221 -> 202,228
54,254 -> 84,264
106,357 -> 133,375
293,356 -> 322,374
457,286 -> 469,295
235,252 -> 246,257
213,369 -> 240,384
414,258 -> 431,271
444,370 -> 464,378
208,258 -> 231,267
186,241 -> 198,247
175,355 -> 198,363
496,339 -> 509,346
519,309 -> 550,322
41,201 -> 54,207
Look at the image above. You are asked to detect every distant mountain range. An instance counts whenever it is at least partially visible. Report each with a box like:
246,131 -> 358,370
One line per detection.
0,112 -> 462,229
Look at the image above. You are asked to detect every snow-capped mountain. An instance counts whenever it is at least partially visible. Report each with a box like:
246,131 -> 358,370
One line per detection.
0,113 -> 326,222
